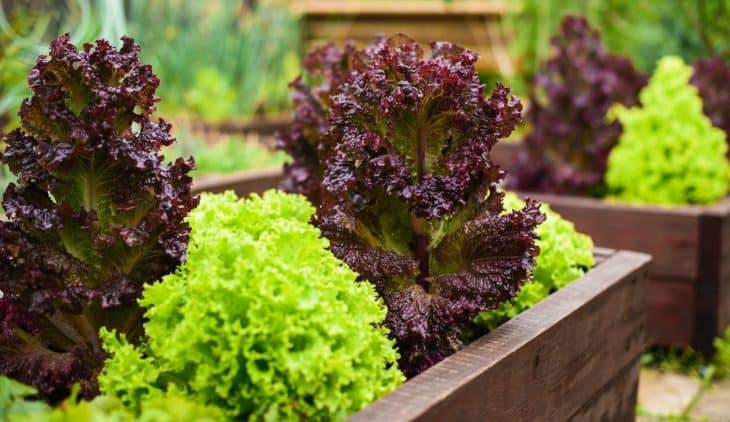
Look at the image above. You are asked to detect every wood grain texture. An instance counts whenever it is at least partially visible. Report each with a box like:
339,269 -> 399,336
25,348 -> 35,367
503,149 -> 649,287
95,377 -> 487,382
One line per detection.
349,250 -> 650,421
523,193 -> 703,280
703,199 -> 730,342
521,193 -> 730,351
568,360 -> 640,421
645,278 -> 695,348
522,193 -> 730,354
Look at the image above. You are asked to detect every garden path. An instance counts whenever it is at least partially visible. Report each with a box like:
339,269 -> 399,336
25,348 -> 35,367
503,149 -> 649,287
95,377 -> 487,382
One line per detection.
638,368 -> 730,421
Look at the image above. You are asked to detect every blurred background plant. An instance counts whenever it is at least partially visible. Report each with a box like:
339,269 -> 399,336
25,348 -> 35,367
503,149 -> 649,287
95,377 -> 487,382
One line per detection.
164,126 -> 288,177
0,0 -> 127,131
505,0 -> 730,97
1,0 -> 127,211
0,0 -> 295,212
126,0 -> 300,121
3,0 -> 730,200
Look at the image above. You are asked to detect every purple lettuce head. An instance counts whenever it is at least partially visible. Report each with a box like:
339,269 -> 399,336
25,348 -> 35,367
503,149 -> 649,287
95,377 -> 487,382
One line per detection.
691,56 -> 730,153
0,34 -> 197,402
313,35 -> 544,377
508,16 -> 647,196
276,41 -> 357,203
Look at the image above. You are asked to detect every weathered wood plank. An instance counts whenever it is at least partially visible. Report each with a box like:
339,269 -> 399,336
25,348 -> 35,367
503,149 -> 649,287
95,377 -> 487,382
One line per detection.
522,193 -> 730,351
524,193 -> 702,280
646,278 -> 695,348
349,250 -> 650,421
568,360 -> 640,421
188,115 -> 290,138
705,200 -> 730,340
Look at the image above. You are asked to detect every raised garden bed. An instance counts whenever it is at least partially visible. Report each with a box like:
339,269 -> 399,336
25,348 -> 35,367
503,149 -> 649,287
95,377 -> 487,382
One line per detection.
519,193 -> 730,354
191,169 -> 650,420
296,0 -> 512,74
351,248 -> 648,421
186,114 -> 291,139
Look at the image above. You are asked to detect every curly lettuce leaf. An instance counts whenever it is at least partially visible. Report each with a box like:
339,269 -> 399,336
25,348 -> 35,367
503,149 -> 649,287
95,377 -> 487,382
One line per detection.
311,35 -> 544,377
99,192 -> 403,420
606,56 -> 730,205
0,34 -> 197,402
473,193 -> 594,332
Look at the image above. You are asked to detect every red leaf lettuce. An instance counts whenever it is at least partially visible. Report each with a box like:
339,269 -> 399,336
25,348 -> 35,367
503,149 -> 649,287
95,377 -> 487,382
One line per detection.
691,56 -> 730,154
0,34 -> 197,402
276,42 -> 357,203
308,35 -> 544,377
508,16 -> 647,196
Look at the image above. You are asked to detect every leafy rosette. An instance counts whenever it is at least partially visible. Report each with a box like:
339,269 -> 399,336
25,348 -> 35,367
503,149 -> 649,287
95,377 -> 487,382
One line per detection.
606,56 -> 730,205
314,35 -> 544,377
276,41 -> 357,203
508,16 -> 647,196
691,57 -> 730,152
0,34 -> 197,402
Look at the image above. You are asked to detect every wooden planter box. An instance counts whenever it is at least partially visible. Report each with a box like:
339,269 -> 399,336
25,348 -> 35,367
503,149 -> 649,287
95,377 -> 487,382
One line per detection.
351,248 -> 648,421
519,193 -> 730,354
296,1 -> 513,75
187,114 -> 291,140
452,138 -> 728,352
193,169 -> 651,420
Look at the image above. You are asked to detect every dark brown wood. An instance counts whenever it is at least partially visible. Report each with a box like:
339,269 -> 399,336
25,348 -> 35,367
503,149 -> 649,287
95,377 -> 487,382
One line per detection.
523,192 -> 730,353
297,1 -> 511,74
349,250 -> 650,421
569,360 -> 640,422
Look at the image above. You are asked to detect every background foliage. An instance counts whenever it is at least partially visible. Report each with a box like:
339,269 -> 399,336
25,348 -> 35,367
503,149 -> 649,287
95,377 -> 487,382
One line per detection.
606,56 -> 730,205
505,0 -> 730,97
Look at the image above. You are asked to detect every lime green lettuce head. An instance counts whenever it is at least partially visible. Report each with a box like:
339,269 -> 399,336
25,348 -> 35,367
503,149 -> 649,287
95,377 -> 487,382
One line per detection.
605,56 -> 730,205
474,193 -> 595,330
1,376 -> 222,422
99,191 -> 404,421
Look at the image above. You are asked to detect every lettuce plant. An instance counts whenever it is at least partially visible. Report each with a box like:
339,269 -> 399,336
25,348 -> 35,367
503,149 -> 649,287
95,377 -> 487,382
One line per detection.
606,56 -> 730,205
0,34 -> 197,402
100,191 -> 404,421
508,16 -> 646,196
474,193 -> 594,331
691,57 -> 730,152
276,42 -> 356,203
302,35 -> 544,377
1,376 -> 222,422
